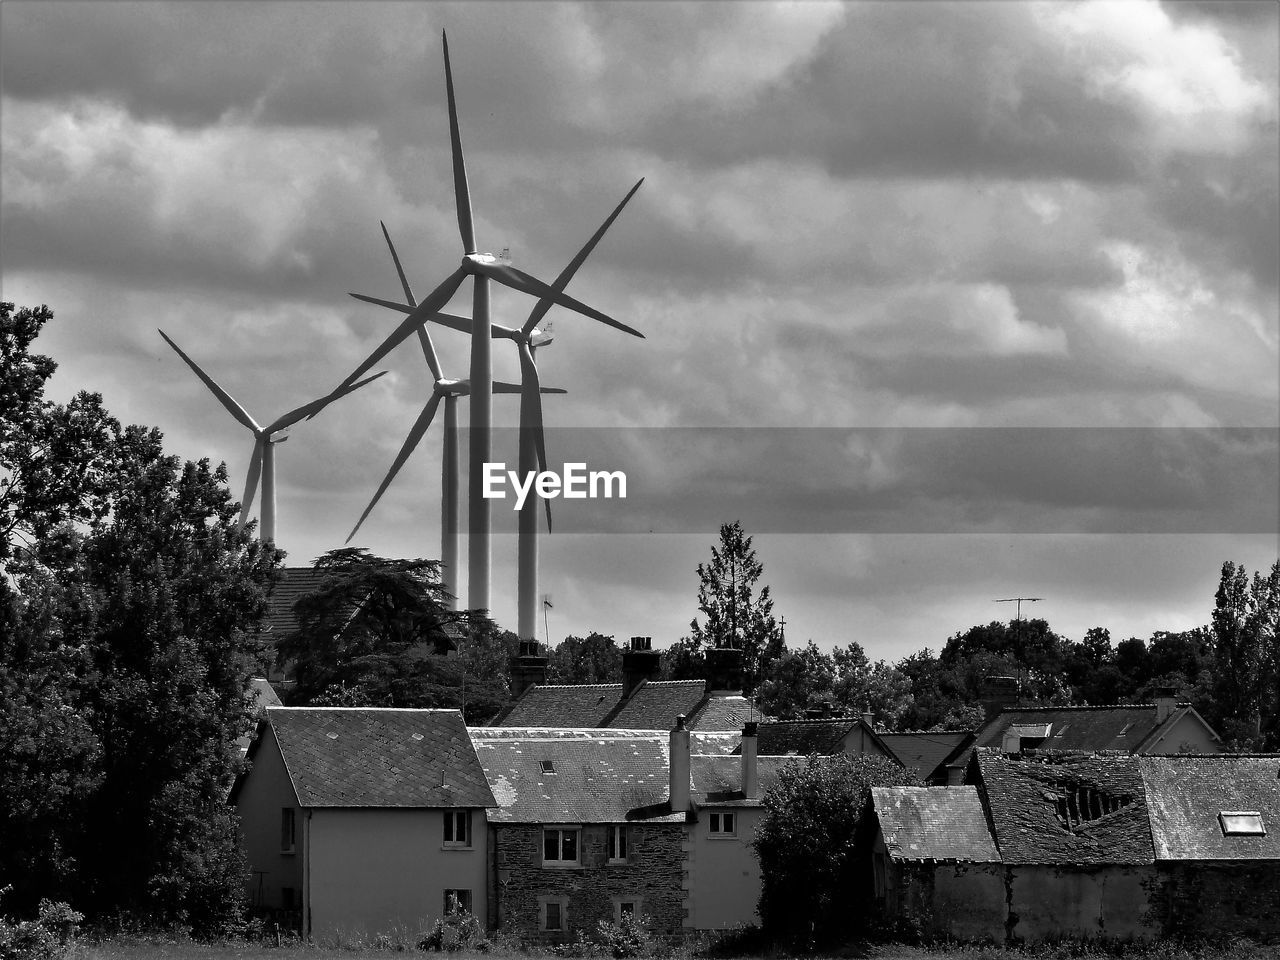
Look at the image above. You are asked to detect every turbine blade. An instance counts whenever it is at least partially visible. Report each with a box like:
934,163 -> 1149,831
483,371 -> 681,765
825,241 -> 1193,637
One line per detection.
493,381 -> 568,395
349,292 -> 413,315
346,391 -> 443,544
347,293 -> 514,339
524,178 -> 644,335
380,221 -> 417,306
442,31 -> 476,255
477,262 -> 644,338
519,342 -> 552,533
239,438 -> 264,532
337,266 -> 467,392
158,329 -> 261,432
265,371 -> 388,434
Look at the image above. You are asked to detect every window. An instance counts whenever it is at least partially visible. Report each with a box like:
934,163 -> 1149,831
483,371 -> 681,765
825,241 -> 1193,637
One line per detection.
540,760 -> 556,774
1219,811 -> 1266,836
612,897 -> 642,924
444,810 -> 471,847
444,889 -> 473,915
708,812 -> 736,836
607,825 -> 628,863
280,808 -> 296,853
543,827 -> 580,865
540,897 -> 568,931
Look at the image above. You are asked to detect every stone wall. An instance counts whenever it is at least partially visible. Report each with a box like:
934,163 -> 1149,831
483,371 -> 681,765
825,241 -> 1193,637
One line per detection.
1147,863 -> 1280,940
492,823 -> 685,942
891,862 -> 1006,941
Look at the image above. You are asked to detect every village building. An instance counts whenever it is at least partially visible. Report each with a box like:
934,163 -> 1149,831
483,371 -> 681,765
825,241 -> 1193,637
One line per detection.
231,707 -> 495,940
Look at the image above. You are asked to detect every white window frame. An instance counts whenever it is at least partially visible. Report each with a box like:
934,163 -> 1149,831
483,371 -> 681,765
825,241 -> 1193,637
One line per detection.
612,896 -> 642,924
607,824 -> 628,864
1219,811 -> 1266,836
280,807 -> 296,854
443,809 -> 472,848
539,895 -> 569,931
707,811 -> 736,837
542,826 -> 581,867
443,888 -> 473,915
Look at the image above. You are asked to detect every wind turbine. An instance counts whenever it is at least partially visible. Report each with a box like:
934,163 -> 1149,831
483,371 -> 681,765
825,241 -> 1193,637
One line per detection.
159,330 -> 383,543
343,223 -> 566,609
330,30 -> 644,613
349,178 -> 644,638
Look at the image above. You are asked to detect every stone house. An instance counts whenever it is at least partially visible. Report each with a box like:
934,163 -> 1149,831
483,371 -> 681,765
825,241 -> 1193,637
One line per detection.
231,707 -> 495,940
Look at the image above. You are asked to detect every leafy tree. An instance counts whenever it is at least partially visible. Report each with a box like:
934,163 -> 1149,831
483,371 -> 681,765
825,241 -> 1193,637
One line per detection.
1211,560 -> 1280,747
753,754 -> 916,946
547,633 -> 622,684
829,643 -> 914,729
754,641 -> 836,720
278,549 -> 516,723
676,521 -> 784,692
754,641 -> 914,727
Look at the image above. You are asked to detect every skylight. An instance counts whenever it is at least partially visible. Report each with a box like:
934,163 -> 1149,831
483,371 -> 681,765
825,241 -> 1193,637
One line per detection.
540,760 -> 556,774
1219,812 -> 1266,836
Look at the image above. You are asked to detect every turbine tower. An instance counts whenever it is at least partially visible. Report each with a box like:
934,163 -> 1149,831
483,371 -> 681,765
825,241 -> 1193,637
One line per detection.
159,329 -> 382,543
344,223 -> 566,609
333,31 -> 643,614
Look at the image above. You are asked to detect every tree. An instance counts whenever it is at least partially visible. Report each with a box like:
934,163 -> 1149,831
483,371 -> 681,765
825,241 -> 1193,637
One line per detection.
753,754 -> 917,946
547,633 -> 622,684
679,521 -> 784,692
1210,559 -> 1280,748
277,549 -> 517,723
0,303 -> 279,930
754,641 -> 836,720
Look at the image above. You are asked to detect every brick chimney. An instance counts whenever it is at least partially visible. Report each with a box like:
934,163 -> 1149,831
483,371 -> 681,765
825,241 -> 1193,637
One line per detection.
706,646 -> 743,692
669,715 -> 690,813
622,636 -> 660,700
509,639 -> 548,698
1154,686 -> 1178,724
978,675 -> 1020,720
741,721 -> 758,800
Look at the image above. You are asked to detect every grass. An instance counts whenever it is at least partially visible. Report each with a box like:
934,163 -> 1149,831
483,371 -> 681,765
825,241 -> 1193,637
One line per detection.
69,939 -> 1278,960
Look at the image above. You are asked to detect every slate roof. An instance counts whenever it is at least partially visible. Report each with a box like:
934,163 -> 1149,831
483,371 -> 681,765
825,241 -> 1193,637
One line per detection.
871,786 -> 999,862
237,679 -> 283,757
755,718 -> 855,755
971,704 -> 1214,755
266,707 -> 495,808
879,731 -> 974,783
470,729 -> 680,823
973,750 -> 1153,865
260,567 -> 330,636
689,755 -> 793,807
496,679 -> 763,732
1141,755 -> 1280,861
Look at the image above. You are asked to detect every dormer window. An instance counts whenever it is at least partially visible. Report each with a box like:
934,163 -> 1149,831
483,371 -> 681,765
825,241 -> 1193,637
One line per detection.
1219,811 -> 1266,836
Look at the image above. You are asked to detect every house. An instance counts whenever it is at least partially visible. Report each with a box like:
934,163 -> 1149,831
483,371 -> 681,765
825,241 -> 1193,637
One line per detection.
470,727 -> 685,940
941,698 -> 1222,783
1141,754 -> 1280,940
231,707 -> 495,940
866,749 -> 1280,942
496,638 -> 762,732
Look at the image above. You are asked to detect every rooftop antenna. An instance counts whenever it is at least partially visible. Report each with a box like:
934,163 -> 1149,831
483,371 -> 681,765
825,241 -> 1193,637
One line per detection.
541,594 -> 553,648
994,597 -> 1043,622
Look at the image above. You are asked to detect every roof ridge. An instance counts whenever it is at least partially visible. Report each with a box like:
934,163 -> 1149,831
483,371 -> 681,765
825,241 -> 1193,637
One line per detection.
882,729 -> 976,736
762,716 -> 860,725
996,703 -> 1172,712
529,682 -> 623,690
267,705 -> 460,713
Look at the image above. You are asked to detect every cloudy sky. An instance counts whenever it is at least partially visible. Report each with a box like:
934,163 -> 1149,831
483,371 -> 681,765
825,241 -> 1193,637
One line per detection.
2,0 -> 1277,661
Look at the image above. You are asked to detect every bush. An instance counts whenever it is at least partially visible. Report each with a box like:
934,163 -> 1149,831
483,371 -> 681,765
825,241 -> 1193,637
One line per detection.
596,913 -> 653,958
417,909 -> 487,952
0,893 -> 83,960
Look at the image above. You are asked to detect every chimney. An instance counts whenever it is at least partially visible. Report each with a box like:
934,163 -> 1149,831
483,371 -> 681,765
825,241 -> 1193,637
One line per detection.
978,675 -> 1020,720
861,702 -> 875,730
1154,686 -> 1178,724
622,636 -> 660,699
509,639 -> 548,698
669,715 -> 690,813
741,721 -> 758,800
706,646 -> 743,692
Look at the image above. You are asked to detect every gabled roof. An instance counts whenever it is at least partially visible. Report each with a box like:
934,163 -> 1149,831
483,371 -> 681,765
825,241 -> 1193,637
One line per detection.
879,731 -> 974,783
265,707 -> 494,809
871,786 -> 999,862
469,728 -> 680,823
495,679 -> 764,732
752,717 -> 893,759
971,704 -> 1217,755
689,755 -> 792,807
259,566 -> 330,636
972,750 -> 1153,865
1141,755 -> 1280,861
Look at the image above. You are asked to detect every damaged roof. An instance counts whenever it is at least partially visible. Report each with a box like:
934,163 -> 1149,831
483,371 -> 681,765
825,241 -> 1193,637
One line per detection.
266,707 -> 495,809
1141,755 -> 1280,861
871,786 -> 999,862
973,750 -> 1154,865
470,729 -> 680,823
